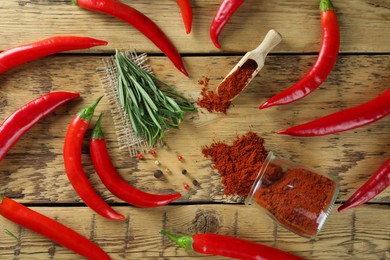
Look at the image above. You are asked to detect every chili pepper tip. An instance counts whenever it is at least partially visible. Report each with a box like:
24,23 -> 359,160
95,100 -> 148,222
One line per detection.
275,129 -> 287,135
259,100 -> 273,110
180,66 -> 189,77
212,39 -> 221,49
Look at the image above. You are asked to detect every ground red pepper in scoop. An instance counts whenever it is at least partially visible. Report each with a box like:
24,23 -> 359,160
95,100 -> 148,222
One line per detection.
197,59 -> 258,113
160,230 -> 303,259
90,114 -> 181,208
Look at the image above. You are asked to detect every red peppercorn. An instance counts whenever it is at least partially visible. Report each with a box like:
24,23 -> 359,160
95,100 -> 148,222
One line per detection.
137,153 -> 143,160
178,155 -> 183,161
184,183 -> 190,190
150,150 -> 157,156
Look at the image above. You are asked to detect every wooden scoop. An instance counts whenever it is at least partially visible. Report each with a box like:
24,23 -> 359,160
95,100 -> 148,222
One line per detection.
217,29 -> 282,101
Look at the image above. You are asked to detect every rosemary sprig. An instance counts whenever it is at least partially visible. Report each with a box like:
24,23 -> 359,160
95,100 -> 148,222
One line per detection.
114,50 -> 196,146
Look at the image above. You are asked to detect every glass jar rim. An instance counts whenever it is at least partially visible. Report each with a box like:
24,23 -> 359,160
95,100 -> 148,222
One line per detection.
245,151 -> 276,206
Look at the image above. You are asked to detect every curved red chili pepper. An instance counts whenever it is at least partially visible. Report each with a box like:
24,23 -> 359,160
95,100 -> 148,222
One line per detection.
277,88 -> 390,136
72,0 -> 188,76
0,36 -> 107,74
160,230 -> 303,259
210,0 -> 245,48
0,92 -> 80,162
260,0 -> 339,109
0,196 -> 111,259
338,157 -> 390,212
176,0 -> 192,34
63,97 -> 125,221
90,114 -> 181,208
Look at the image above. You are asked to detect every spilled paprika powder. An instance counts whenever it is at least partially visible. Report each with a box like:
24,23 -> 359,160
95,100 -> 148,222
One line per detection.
202,132 -> 338,238
197,59 -> 258,113
201,131 -> 267,197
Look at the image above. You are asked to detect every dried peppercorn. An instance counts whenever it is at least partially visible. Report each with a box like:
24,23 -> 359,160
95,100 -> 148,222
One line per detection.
154,170 -> 164,179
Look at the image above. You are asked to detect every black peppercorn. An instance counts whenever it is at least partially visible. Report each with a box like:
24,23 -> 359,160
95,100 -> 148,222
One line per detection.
192,179 -> 199,186
181,169 -> 187,175
154,170 -> 163,178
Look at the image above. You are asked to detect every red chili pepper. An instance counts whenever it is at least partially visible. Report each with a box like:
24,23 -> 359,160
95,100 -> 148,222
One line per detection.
0,36 -> 107,74
176,0 -> 192,34
0,92 -> 80,162
260,0 -> 339,109
277,88 -> 390,136
0,196 -> 111,259
338,157 -> 390,212
72,0 -> 188,76
90,114 -> 181,208
63,97 -> 125,220
210,0 -> 245,48
160,230 -> 303,260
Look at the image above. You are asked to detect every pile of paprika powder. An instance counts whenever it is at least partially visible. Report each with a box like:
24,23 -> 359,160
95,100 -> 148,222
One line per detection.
202,132 -> 338,238
201,131 -> 267,197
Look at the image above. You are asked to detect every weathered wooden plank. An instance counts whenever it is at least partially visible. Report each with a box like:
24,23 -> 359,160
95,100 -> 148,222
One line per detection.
0,204 -> 388,259
0,0 -> 389,53
0,55 -> 389,204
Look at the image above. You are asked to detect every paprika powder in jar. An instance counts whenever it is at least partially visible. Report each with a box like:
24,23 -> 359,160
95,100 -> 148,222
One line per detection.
245,151 -> 339,238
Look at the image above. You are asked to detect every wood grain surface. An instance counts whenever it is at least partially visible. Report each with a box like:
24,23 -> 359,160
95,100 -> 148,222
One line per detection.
0,0 -> 389,259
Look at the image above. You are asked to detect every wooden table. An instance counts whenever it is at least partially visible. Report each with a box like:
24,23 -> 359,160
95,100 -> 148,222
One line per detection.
0,0 -> 389,259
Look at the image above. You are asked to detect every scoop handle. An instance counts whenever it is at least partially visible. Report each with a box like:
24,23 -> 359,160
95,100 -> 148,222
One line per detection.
252,29 -> 282,66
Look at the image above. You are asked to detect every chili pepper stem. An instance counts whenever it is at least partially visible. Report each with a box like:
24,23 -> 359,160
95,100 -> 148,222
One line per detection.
160,230 -> 193,250
92,113 -> 104,139
320,0 -> 334,12
78,96 -> 103,122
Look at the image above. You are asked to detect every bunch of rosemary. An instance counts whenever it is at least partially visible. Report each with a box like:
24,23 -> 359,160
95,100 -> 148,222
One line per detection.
114,50 -> 196,146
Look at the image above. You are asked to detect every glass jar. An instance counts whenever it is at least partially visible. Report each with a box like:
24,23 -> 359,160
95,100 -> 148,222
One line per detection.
245,151 -> 339,238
